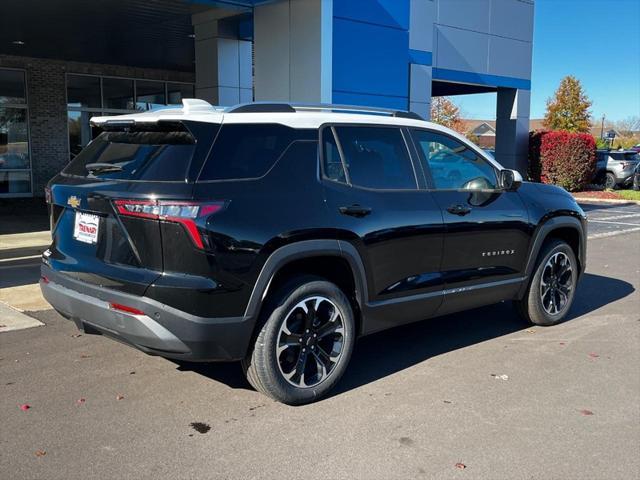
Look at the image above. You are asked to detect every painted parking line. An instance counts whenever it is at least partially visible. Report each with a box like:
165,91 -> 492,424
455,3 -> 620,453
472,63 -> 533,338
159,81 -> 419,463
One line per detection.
588,227 -> 640,239
588,213 -> 640,221
588,220 -> 640,226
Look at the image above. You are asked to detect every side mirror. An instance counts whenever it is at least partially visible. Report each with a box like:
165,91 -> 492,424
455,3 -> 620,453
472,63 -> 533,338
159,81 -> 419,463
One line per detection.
499,169 -> 523,191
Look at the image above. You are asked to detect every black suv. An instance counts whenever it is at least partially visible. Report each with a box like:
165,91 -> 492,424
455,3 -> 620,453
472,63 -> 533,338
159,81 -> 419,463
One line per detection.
41,101 -> 587,405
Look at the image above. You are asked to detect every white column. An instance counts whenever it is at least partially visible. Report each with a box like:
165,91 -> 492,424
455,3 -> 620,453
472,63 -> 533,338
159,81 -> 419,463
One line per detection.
192,9 -> 253,106
254,0 -> 332,103
409,64 -> 432,120
408,0 -> 436,119
495,88 -> 530,174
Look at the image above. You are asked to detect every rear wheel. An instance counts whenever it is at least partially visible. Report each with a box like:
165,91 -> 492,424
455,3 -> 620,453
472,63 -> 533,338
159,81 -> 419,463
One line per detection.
605,172 -> 617,189
242,276 -> 355,405
515,239 -> 577,326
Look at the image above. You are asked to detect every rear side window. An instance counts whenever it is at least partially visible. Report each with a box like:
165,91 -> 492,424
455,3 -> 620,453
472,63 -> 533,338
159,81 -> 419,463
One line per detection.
198,124 -> 315,181
63,128 -> 195,182
332,126 -> 416,190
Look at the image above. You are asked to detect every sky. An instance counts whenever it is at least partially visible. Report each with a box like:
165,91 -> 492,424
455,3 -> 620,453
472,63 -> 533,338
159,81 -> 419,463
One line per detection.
456,0 -> 640,122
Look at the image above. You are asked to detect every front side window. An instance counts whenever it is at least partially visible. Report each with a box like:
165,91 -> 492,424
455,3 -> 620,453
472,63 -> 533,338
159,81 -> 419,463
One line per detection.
332,126 -> 416,190
411,129 -> 497,190
321,128 -> 346,183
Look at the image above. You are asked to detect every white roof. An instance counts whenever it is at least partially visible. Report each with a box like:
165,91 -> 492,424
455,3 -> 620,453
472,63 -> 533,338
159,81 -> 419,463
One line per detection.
92,98 -> 436,130
91,99 -> 505,169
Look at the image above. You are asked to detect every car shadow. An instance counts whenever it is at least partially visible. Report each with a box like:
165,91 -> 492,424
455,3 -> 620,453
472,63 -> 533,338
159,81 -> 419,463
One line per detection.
174,272 -> 634,397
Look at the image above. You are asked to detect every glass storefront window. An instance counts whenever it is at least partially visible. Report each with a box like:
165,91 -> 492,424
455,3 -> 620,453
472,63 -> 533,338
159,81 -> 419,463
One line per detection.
66,75 -> 194,161
167,83 -> 195,105
0,70 -> 26,105
0,108 -> 29,170
136,80 -> 166,110
103,77 -> 134,110
67,111 -> 97,159
67,75 -> 101,108
0,68 -> 30,196
0,171 -> 30,194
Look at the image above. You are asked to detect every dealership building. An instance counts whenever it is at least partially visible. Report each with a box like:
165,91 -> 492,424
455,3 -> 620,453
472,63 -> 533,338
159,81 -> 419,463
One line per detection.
0,0 -> 533,198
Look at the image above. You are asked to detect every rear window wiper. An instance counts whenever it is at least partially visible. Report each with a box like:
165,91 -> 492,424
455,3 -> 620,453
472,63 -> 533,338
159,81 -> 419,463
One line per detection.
85,162 -> 123,173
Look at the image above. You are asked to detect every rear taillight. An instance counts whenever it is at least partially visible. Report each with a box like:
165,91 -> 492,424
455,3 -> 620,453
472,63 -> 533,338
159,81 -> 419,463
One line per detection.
109,302 -> 145,316
114,200 -> 225,249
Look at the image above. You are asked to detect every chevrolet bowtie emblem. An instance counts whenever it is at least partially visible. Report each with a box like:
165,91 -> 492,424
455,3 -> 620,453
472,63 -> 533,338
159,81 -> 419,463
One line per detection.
67,195 -> 81,209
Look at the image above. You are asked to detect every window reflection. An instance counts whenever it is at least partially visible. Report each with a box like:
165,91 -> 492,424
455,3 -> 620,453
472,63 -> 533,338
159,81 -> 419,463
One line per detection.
66,75 -> 194,161
0,68 -> 30,196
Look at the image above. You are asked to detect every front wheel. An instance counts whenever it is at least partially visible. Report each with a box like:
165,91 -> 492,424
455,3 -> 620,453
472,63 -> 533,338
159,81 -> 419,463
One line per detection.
515,239 -> 578,326
242,276 -> 355,405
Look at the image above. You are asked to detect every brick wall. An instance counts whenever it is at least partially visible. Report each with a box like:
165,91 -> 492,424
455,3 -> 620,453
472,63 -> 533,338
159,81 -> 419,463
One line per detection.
0,55 -> 194,196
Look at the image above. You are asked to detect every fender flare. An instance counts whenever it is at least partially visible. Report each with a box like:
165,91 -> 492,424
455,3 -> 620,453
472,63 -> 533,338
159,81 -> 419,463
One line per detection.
243,239 -> 368,321
519,215 -> 586,297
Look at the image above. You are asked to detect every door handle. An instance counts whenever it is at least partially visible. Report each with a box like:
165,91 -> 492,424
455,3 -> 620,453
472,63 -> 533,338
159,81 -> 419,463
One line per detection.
446,204 -> 472,216
339,204 -> 372,218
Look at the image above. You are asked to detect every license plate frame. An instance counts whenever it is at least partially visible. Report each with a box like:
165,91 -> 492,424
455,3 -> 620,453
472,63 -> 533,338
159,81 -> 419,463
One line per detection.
73,211 -> 100,244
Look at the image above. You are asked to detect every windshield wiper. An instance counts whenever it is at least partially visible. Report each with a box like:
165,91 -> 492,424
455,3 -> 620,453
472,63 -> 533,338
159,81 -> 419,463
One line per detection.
85,162 -> 123,173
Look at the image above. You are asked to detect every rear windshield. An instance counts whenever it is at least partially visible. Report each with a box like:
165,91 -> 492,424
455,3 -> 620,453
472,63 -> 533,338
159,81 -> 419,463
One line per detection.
63,128 -> 196,181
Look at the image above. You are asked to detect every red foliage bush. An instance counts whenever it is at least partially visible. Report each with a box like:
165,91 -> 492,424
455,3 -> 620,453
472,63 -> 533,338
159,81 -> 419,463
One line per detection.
528,130 -> 596,191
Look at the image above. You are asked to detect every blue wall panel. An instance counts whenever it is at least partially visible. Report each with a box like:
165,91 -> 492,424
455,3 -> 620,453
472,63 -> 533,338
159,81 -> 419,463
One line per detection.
333,16 -> 409,107
333,91 -> 408,110
333,0 -> 409,30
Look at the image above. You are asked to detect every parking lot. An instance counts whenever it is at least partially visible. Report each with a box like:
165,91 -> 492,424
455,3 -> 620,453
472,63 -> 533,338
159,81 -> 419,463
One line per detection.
1,201 -> 639,479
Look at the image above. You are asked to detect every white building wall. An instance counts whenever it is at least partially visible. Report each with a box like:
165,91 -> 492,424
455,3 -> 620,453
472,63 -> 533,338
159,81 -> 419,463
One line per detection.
254,0 -> 332,104
433,0 -> 534,81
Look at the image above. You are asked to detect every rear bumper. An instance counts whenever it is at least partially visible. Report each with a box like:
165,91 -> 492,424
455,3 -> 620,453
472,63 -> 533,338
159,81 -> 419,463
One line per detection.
40,265 -> 254,361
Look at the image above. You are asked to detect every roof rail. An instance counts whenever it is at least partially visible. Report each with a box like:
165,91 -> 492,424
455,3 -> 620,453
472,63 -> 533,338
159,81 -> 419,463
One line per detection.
225,101 -> 424,120
292,103 -> 424,120
226,102 -> 296,113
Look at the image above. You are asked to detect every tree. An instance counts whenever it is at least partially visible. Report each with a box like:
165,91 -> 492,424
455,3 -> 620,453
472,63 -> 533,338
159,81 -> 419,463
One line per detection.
614,116 -> 640,136
430,97 -> 465,133
543,76 -> 592,133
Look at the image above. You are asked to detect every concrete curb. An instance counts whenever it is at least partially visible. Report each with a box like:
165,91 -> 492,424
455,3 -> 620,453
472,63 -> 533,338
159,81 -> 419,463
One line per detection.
0,301 -> 45,333
574,197 -> 640,205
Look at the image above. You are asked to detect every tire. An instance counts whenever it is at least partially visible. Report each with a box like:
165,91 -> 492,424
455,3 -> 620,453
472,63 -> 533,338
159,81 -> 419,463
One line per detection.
242,276 -> 356,405
605,172 -> 617,190
515,239 -> 578,326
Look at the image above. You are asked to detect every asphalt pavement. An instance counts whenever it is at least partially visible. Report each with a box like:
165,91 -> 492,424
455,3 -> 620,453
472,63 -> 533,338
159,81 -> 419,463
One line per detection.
1,202 -> 639,479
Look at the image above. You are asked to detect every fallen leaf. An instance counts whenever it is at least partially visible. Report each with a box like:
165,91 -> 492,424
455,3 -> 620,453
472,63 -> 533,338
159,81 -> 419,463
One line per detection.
190,422 -> 211,434
525,329 -> 535,334
76,398 -> 86,405
588,352 -> 599,358
34,450 -> 46,457
19,403 -> 30,411
579,409 -> 594,416
0,324 -> 7,328
443,400 -> 452,404
80,354 -> 91,359
116,394 -> 124,401
455,463 -> 466,470
71,334 -> 82,338
559,342 -> 566,346
129,371 -> 136,375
